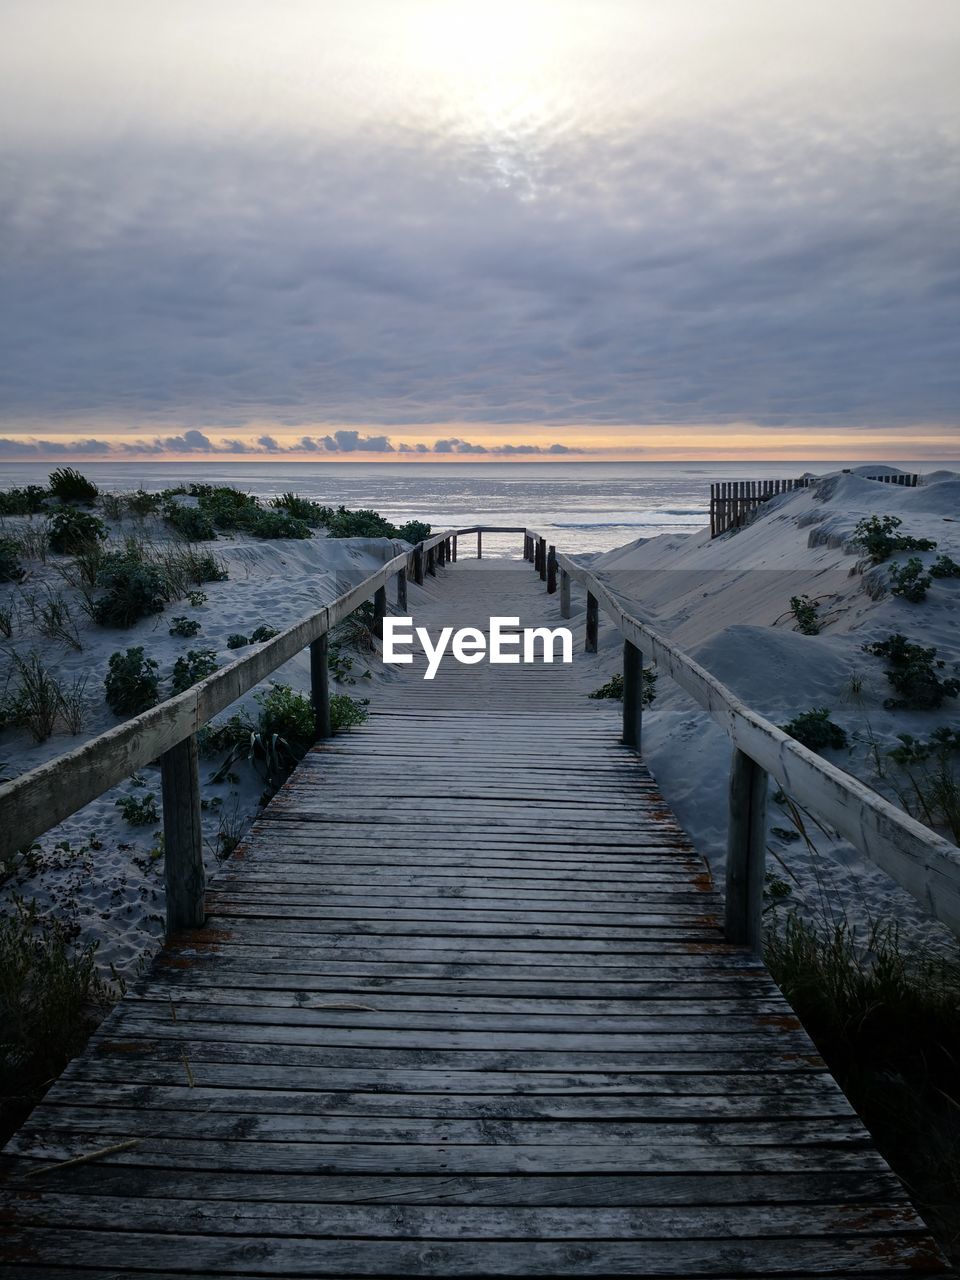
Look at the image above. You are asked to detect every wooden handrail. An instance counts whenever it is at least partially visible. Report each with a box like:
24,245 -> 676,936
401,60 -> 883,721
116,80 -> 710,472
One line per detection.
536,531 -> 960,945
0,525 -> 502,932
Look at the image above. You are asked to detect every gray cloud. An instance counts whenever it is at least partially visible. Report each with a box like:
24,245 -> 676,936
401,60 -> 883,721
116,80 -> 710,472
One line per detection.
0,432 -> 579,458
0,106 -> 958,437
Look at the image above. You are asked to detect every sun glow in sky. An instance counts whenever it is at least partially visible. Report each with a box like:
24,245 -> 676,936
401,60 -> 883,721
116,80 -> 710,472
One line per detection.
1,1 -> 958,461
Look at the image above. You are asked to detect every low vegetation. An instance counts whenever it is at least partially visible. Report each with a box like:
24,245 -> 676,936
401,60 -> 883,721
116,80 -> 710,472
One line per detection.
851,513 -> 937,564
170,648 -> 219,694
48,466 -> 99,505
0,900 -> 122,1142
115,792 -> 160,826
888,557 -> 932,602
765,912 -> 960,1264
789,594 -> 821,634
589,668 -> 657,704
780,706 -> 848,751
0,538 -> 24,583
864,634 -> 960,710
104,647 -> 160,716
47,508 -> 106,555
168,616 -> 201,638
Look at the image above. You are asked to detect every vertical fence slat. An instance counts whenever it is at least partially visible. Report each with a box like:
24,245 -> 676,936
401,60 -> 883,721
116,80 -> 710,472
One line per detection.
477,531 -> 482,560
539,538 -> 547,582
546,545 -> 557,594
585,592 -> 599,653
310,633 -> 332,740
622,639 -> 643,748
724,748 -> 768,953
559,567 -> 571,619
161,736 -> 205,938
396,565 -> 407,612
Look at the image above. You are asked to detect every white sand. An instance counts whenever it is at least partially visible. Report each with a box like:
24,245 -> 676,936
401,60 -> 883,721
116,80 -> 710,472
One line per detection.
587,465 -> 960,942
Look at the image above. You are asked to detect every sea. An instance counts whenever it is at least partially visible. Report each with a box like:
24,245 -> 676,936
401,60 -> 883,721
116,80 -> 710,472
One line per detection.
0,460 -> 944,557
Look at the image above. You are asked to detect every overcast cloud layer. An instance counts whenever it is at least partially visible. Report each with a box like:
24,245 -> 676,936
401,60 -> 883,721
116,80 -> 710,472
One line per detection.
0,1 -> 958,450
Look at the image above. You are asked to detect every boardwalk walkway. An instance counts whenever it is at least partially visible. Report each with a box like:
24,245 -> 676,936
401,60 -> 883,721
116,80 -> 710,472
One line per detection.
0,559 -> 949,1276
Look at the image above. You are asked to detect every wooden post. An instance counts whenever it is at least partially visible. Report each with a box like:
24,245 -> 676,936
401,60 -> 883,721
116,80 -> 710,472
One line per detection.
413,544 -> 424,586
427,546 -> 436,576
538,538 -> 547,582
523,534 -> 530,561
725,749 -> 768,953
310,633 -> 332,740
477,530 -> 482,560
622,639 -> 643,748
533,539 -> 541,573
373,584 -> 387,637
585,592 -> 598,653
559,567 -> 571,618
396,565 -> 407,612
546,545 -> 557,594
160,736 -> 204,938
452,536 -> 457,563
446,536 -> 452,563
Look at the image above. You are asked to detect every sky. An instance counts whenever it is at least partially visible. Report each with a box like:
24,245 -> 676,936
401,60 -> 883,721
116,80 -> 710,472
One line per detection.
1,0 -> 958,462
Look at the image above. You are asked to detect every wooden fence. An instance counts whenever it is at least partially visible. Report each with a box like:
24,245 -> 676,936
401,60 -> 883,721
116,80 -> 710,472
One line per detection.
709,472 -> 920,538
525,528 -> 960,950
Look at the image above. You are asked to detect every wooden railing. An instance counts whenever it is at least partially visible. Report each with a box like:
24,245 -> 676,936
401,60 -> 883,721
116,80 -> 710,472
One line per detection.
522,528 -> 960,949
4,520 -> 956,956
0,526 -> 491,934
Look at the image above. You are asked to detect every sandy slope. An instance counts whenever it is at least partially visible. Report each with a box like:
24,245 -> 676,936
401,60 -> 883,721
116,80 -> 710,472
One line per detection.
588,466 -> 960,942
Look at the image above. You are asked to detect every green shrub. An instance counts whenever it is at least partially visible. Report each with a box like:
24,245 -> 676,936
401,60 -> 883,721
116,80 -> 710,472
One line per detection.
115,792 -> 159,825
248,509 -> 312,539
888,557 -> 931,602
864,634 -> 960,710
250,624 -> 280,642
47,508 -> 106,555
255,682 -> 315,750
0,538 -> 24,582
889,727 -> 960,766
330,693 -> 370,730
48,466 -> 98,505
395,520 -> 431,544
226,633 -> 249,649
789,595 -> 821,634
170,648 -> 219,694
931,554 -> 960,580
165,503 -> 217,541
323,506 -> 395,538
0,900 -> 120,1135
271,493 -> 328,526
189,551 -> 229,583
851,514 -> 937,564
92,548 -> 166,627
187,590 -> 207,606
588,669 -> 657,704
197,711 -> 255,756
781,706 -> 848,751
168,616 -> 201,638
127,489 -> 162,517
0,485 -> 48,515
104,647 -> 160,715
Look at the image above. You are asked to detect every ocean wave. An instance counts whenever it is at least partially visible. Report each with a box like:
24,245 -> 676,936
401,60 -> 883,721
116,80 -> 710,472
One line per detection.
553,512 -> 706,529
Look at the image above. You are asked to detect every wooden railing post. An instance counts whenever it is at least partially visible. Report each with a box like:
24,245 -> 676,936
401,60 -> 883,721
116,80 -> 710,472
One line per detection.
533,539 -> 541,573
452,536 -> 457,562
396,565 -> 407,612
559,567 -> 571,618
585,592 -> 598,653
538,538 -> 547,581
477,530 -> 482,560
546,545 -> 557,594
725,749 -> 768,953
622,639 -> 644,748
310,633 -> 332,740
160,736 -> 204,938
373,584 -> 387,637
427,546 -> 436,575
524,534 -> 532,561
413,543 -> 424,585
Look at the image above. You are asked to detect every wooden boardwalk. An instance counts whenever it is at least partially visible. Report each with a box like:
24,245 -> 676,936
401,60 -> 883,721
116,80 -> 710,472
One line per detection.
0,560 -> 950,1276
